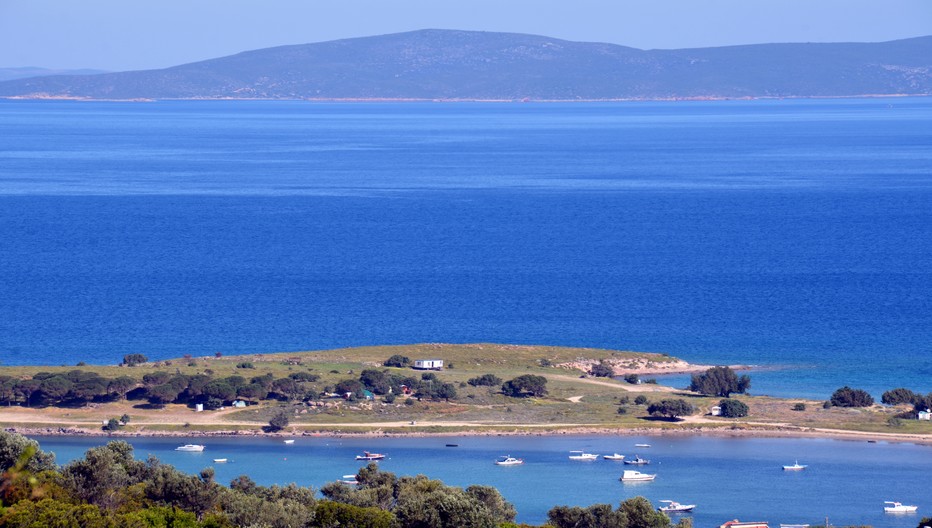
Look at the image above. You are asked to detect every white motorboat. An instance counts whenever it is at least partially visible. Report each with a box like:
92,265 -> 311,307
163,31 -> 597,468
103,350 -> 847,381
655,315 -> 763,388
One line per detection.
635,443 -> 651,448
658,500 -> 695,513
175,444 -> 206,452
494,455 -> 524,466
355,451 -> 386,461
212,458 -> 228,463
603,453 -> 626,461
782,461 -> 807,471
624,455 -> 650,465
884,501 -> 918,513
620,470 -> 656,482
568,450 -> 599,461
284,439 -> 295,444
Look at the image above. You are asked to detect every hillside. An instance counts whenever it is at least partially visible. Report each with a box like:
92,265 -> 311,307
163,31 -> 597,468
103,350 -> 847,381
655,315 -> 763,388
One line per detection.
1,30 -> 931,100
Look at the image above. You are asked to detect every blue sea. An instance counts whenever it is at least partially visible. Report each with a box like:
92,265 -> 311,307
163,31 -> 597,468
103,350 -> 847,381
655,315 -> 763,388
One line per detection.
1,99 -> 931,400
29,434 -> 932,527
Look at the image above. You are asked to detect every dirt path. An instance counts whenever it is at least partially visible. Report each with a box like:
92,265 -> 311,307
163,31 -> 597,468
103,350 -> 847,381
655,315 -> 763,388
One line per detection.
548,374 -> 681,393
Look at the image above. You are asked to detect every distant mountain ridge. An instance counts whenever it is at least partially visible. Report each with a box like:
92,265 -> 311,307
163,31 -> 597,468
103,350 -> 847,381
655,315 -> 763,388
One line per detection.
2,29 -> 931,100
0,67 -> 109,82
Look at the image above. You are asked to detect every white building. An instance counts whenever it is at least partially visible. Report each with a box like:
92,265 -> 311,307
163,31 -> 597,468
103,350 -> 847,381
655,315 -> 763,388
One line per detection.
918,410 -> 931,421
413,359 -> 443,370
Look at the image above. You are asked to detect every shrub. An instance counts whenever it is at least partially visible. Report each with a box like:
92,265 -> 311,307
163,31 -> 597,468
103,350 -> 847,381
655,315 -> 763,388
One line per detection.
617,406 -> 628,415
647,399 -> 694,419
623,374 -> 639,384
792,403 -> 806,411
634,395 -> 648,405
718,399 -> 749,418
268,410 -> 290,431
121,353 -> 148,367
830,386 -> 874,408
102,418 -> 121,431
383,393 -> 396,404
690,366 -> 750,397
823,400 -> 833,409
501,375 -> 548,398
644,378 -> 657,384
589,363 -> 614,378
881,387 -> 918,406
467,374 -> 502,387
619,396 -> 630,405
384,355 -> 411,368
236,362 -> 255,369
539,358 -> 553,367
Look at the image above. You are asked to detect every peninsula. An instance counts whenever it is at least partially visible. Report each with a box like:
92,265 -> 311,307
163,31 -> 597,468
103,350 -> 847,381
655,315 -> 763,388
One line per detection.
1,344 -> 929,444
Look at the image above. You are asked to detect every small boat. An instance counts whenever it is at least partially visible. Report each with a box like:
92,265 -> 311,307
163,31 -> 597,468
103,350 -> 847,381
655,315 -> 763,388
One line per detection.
340,474 -> 359,485
445,444 -> 459,447
212,458 -> 228,463
175,444 -> 206,452
780,524 -> 810,528
782,461 -> 807,471
568,450 -> 599,461
624,455 -> 650,465
494,455 -> 524,466
635,443 -> 651,448
603,453 -> 626,461
884,501 -> 918,513
658,500 -> 695,513
284,439 -> 295,444
355,451 -> 386,461
620,470 -> 656,482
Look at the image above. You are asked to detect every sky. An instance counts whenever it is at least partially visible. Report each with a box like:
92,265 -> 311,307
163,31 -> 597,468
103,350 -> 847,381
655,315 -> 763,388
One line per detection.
2,0 -> 931,71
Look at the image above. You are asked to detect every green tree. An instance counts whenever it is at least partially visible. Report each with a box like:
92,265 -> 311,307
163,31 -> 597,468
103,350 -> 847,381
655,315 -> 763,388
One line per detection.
383,355 -> 411,368
143,371 -> 172,386
37,376 -> 74,405
122,353 -> 148,367
312,501 -> 395,528
646,399 -> 694,420
501,375 -> 548,398
881,388 -> 918,406
621,496 -> 671,528
718,399 -> 749,418
634,395 -> 649,405
107,376 -> 136,401
268,410 -> 290,431
467,374 -> 502,387
689,366 -> 751,398
830,386 -> 874,408
0,430 -> 57,473
589,362 -> 615,378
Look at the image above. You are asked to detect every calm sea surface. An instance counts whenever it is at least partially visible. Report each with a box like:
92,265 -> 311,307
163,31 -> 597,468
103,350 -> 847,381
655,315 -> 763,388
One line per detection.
29,434 -> 932,527
1,99 -> 931,399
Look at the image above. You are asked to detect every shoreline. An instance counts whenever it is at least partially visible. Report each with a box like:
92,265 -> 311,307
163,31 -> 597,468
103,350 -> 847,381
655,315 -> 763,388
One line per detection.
8,423 -> 932,446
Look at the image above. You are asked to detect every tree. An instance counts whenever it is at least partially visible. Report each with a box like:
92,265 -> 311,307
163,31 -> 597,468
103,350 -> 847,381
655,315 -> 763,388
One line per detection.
0,430 -> 57,473
718,399 -> 749,418
881,388 -> 918,406
621,496 -> 671,528
37,376 -> 74,405
830,386 -> 874,408
359,369 -> 391,395
647,399 -> 694,420
102,418 -> 121,432
689,366 -> 750,398
467,374 -> 502,387
122,353 -> 148,367
268,410 -> 290,431
624,374 -> 640,384
142,371 -> 172,386
634,395 -> 649,405
589,362 -> 614,378
147,383 -> 182,406
501,375 -> 548,398
107,376 -> 136,401
383,355 -> 411,368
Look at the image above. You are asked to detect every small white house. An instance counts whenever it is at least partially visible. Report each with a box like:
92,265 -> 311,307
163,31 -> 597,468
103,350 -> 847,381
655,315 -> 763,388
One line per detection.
918,410 -> 931,421
413,359 -> 443,370
710,406 -> 722,416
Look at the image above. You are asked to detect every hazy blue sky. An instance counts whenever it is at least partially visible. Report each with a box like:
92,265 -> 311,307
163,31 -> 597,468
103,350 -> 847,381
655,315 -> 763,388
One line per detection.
3,0 -> 931,70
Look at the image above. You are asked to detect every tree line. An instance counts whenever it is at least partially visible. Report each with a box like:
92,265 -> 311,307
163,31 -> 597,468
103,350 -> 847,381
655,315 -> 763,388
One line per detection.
1,431 -> 693,528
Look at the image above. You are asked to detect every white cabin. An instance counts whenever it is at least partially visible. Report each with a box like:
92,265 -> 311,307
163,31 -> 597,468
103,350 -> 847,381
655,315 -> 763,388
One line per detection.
918,410 -> 931,421
413,359 -> 443,370
710,406 -> 722,416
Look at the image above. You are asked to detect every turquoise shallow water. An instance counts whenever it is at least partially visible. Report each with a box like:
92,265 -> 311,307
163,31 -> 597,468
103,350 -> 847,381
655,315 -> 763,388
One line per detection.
1,99 -> 931,400
30,434 -> 932,527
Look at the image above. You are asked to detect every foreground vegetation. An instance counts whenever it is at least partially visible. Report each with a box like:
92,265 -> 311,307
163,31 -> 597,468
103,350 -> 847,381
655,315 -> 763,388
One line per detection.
0,431 -> 694,528
0,344 -> 929,439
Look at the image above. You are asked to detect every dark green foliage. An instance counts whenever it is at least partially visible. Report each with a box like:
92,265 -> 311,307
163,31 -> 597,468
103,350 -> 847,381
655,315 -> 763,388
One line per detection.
621,496 -> 672,528
384,354 -> 411,368
689,366 -> 751,398
830,386 -> 875,408
268,410 -> 290,431
589,362 -> 614,378
121,353 -> 148,367
236,362 -> 255,369
313,501 -> 395,528
289,371 -> 320,382
881,387 -> 918,406
823,400 -> 833,409
548,496 -> 674,528
717,399 -> 749,418
634,395 -> 649,405
624,374 -> 640,384
143,371 -> 172,386
237,382 -> 269,401
360,369 -> 392,395
501,375 -> 548,398
467,374 -> 503,387
619,396 -> 630,404
917,517 -> 932,528
646,399 -> 694,420
102,418 -> 121,432
793,403 -> 806,411
617,406 -> 628,414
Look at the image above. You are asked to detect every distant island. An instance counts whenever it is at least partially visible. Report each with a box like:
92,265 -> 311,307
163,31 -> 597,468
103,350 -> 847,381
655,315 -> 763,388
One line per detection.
1,29 -> 931,101
1,343 -> 929,443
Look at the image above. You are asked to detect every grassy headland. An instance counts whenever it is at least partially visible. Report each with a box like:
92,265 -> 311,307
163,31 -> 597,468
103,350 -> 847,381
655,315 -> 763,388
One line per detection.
1,344 -> 929,442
